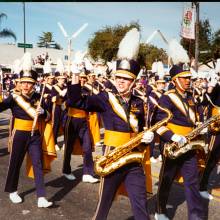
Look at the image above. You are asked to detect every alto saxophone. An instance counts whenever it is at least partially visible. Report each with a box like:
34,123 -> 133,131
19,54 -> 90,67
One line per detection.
94,97 -> 173,177
164,113 -> 220,159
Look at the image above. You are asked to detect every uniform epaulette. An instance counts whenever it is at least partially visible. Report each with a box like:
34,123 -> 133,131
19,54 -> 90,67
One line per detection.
164,89 -> 175,95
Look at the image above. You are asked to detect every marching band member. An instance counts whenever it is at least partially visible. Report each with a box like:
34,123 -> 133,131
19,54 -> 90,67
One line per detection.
148,71 -> 166,163
154,39 -> 204,220
62,64 -> 99,183
67,28 -> 154,220
2,52 -> 53,208
41,60 -> 55,108
199,60 -> 220,200
51,58 -> 67,151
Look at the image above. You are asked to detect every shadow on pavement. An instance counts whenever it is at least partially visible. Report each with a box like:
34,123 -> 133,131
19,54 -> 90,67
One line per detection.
0,147 -> 9,157
19,168 -> 83,205
47,167 -> 83,202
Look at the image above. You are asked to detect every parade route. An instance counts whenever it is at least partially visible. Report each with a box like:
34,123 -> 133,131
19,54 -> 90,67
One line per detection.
0,110 -> 220,220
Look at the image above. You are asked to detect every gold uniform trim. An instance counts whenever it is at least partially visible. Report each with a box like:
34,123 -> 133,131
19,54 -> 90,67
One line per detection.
67,107 -> 87,118
167,93 -> 196,124
166,122 -> 193,136
115,70 -> 136,79
104,130 -> 135,147
172,71 -> 192,80
12,94 -> 36,119
107,92 -> 138,132
84,83 -> 99,95
14,118 -> 38,131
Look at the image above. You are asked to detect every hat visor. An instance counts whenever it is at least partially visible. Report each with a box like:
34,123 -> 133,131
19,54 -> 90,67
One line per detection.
56,75 -> 66,78
156,80 -> 166,83
20,77 -> 36,83
172,71 -> 192,80
115,70 -> 136,79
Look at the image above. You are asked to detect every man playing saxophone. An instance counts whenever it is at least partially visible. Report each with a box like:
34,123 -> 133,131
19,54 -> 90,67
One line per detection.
154,40 -> 204,220
66,28 -> 154,220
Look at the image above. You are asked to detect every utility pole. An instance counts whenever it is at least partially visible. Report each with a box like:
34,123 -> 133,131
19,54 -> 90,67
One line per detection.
194,2 -> 200,71
23,2 -> 26,53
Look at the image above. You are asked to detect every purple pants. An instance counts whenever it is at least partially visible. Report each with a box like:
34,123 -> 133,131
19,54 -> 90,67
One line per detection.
93,162 -> 150,220
156,151 -> 204,220
5,130 -> 46,197
63,116 -> 94,175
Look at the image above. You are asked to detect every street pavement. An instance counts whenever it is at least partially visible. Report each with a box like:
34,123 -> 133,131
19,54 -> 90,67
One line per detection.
0,110 -> 220,220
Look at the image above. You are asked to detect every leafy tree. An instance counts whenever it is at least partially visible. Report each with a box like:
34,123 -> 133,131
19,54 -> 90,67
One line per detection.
139,43 -> 167,69
88,21 -> 167,69
37,32 -> 54,48
181,19 -> 212,64
0,13 -> 16,42
88,21 -> 140,62
211,29 -> 220,59
37,31 -> 62,50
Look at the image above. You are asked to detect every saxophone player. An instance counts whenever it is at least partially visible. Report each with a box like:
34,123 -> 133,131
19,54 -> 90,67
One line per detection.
154,40 -> 204,220
66,28 -> 154,220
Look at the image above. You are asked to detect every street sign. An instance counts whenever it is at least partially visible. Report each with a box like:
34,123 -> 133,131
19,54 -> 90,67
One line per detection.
17,43 -> 33,48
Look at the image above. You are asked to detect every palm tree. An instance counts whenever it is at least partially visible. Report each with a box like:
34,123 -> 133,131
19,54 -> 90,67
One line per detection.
0,13 -> 17,42
37,32 -> 55,48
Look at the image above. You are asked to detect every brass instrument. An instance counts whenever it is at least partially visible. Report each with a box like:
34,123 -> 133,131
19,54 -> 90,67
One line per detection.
94,97 -> 173,177
205,93 -> 220,134
164,113 -> 220,159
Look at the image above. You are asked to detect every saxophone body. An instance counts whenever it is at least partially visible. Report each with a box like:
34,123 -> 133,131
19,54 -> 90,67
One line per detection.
94,100 -> 173,177
164,113 -> 220,159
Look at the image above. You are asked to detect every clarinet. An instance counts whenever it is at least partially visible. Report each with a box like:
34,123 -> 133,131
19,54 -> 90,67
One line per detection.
31,83 -> 46,136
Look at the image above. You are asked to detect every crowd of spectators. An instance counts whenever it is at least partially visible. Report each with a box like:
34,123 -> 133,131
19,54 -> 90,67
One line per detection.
34,52 -> 50,65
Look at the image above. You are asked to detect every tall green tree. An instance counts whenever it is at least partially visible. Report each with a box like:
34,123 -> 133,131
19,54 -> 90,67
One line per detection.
37,32 -> 55,48
211,29 -> 220,59
0,13 -> 16,41
181,19 -> 212,64
88,21 -> 140,62
139,43 -> 167,69
88,21 -> 167,68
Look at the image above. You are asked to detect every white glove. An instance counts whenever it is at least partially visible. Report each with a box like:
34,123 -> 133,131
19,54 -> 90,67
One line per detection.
171,134 -> 187,147
60,88 -> 67,97
141,131 -> 154,144
34,106 -> 44,117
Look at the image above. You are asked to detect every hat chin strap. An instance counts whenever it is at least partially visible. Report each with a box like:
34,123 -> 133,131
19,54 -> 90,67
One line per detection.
118,80 -> 135,97
175,78 -> 185,92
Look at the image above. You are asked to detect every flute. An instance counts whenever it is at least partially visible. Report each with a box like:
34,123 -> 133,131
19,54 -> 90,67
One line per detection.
31,83 -> 46,136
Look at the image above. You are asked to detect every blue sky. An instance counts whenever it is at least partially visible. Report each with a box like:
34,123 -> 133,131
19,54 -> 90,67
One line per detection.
0,2 -> 219,53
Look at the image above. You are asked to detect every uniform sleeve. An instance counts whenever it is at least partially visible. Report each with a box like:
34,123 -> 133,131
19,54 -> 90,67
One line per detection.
67,84 -> 107,112
0,95 -> 13,112
154,95 -> 174,142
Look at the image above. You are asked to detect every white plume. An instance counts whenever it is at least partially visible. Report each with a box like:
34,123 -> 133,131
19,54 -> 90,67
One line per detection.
13,59 -> 21,74
198,71 -> 209,79
73,50 -> 86,65
168,39 -> 190,65
190,67 -> 198,79
151,62 -> 158,73
157,61 -> 164,75
43,60 -> 52,74
208,69 -> 219,81
56,58 -> 65,74
21,52 -> 33,72
215,58 -> 220,73
71,63 -> 80,74
84,57 -> 94,71
117,28 -> 140,60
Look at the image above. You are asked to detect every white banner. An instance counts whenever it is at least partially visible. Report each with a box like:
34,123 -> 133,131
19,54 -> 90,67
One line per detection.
180,6 -> 196,40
